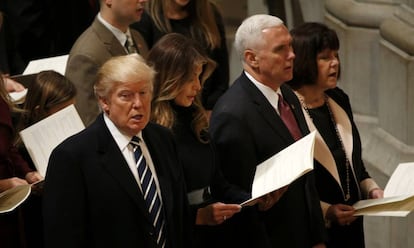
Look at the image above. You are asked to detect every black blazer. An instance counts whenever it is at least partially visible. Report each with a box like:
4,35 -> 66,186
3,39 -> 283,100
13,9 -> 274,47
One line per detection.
209,72 -> 326,247
43,114 -> 189,248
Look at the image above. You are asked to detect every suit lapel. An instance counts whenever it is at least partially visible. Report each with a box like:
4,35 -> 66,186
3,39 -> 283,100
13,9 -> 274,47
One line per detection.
142,127 -> 173,220
131,30 -> 149,57
95,116 -> 152,223
239,75 -> 295,143
91,18 -> 128,56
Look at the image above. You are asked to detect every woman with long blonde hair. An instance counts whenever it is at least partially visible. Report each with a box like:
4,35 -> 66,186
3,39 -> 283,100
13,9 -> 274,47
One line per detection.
148,33 -> 247,248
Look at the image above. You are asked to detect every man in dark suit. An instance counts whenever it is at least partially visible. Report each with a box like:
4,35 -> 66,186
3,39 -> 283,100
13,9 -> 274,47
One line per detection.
65,0 -> 149,126
209,14 -> 327,247
43,54 -> 189,248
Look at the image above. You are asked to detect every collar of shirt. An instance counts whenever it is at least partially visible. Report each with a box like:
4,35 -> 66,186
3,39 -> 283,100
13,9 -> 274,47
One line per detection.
103,113 -> 139,152
102,114 -> 162,193
244,71 -> 282,114
97,13 -> 128,47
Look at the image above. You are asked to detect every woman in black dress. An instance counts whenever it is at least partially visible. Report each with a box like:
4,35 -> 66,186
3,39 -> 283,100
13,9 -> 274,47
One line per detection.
147,33 -> 248,248
287,22 -> 384,248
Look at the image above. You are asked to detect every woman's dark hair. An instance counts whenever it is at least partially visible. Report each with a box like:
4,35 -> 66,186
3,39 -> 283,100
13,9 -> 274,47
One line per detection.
287,22 -> 340,90
17,70 -> 77,130
147,33 -> 216,143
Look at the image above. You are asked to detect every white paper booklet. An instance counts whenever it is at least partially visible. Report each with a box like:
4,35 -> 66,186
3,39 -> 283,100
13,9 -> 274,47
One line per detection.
0,185 -> 32,213
23,54 -> 69,75
353,162 -> 414,216
241,131 -> 316,207
19,104 -> 85,177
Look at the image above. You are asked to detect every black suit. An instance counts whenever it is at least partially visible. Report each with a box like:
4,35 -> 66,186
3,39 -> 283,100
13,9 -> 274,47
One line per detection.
209,72 -> 326,247
43,114 -> 189,248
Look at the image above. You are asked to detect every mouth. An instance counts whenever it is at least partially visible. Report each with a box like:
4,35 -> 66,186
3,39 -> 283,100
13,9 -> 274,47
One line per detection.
328,72 -> 337,78
131,114 -> 144,121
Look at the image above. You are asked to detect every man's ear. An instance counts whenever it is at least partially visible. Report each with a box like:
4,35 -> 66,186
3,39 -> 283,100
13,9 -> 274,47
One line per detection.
244,49 -> 259,68
98,96 -> 109,113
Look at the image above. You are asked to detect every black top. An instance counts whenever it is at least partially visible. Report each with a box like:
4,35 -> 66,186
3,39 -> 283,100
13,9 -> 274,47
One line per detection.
171,103 -> 248,248
131,6 -> 229,110
308,104 -> 359,205
171,103 -> 248,204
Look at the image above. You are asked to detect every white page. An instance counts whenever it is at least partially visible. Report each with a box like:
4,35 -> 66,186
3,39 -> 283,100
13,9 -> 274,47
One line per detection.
9,88 -> 28,104
241,131 -> 316,206
19,104 -> 85,177
384,162 -> 414,197
0,184 -> 32,213
23,54 -> 69,75
353,163 -> 414,216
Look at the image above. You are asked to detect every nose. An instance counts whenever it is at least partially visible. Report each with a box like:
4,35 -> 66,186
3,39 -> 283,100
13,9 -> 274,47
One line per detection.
132,95 -> 143,108
288,47 -> 295,60
193,78 -> 202,92
331,57 -> 339,67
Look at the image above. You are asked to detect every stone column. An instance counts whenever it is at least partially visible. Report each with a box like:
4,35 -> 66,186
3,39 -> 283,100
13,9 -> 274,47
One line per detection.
326,0 -> 414,247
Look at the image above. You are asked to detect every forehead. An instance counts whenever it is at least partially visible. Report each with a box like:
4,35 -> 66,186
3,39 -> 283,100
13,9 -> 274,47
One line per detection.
261,25 -> 291,43
111,81 -> 151,92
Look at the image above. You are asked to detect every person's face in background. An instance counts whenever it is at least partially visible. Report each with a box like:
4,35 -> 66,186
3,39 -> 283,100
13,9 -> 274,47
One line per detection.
107,0 -> 147,27
253,25 -> 295,89
99,80 -> 152,136
174,64 -> 202,107
316,48 -> 339,91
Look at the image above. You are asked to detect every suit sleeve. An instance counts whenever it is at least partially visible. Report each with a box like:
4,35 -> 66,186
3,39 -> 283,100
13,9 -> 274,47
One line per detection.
209,111 -> 256,192
43,144 -> 88,248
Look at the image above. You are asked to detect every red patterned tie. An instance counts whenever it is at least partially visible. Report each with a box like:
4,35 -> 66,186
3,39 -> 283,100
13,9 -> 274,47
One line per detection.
278,94 -> 302,141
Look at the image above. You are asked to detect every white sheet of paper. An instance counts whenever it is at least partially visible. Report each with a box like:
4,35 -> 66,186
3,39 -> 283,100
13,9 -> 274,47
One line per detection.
9,88 -> 28,104
23,54 -> 69,75
19,104 -> 85,177
241,131 -> 316,207
353,162 -> 414,216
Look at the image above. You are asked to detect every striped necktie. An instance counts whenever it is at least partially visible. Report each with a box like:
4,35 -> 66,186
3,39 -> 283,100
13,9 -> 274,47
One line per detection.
130,136 -> 166,247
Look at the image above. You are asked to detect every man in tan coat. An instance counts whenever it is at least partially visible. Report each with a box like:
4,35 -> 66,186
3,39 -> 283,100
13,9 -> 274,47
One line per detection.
65,0 -> 148,126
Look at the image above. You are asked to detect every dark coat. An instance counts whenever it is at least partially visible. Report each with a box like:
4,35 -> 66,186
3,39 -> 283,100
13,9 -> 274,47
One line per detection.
209,72 -> 327,247
43,114 -> 189,248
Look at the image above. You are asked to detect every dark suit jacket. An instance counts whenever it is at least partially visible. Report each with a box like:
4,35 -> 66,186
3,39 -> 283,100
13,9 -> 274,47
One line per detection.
65,18 -> 148,126
209,72 -> 326,247
43,115 -> 189,248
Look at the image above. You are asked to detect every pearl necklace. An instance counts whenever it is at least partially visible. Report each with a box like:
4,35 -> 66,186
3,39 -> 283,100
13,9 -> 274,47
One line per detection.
299,94 -> 351,202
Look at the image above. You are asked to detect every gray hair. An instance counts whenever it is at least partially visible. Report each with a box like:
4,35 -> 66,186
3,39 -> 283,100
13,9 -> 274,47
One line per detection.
234,14 -> 284,61
94,54 -> 156,98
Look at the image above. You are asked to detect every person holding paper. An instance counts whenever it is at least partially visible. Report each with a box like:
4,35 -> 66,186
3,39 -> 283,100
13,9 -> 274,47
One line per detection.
65,0 -> 149,126
0,76 -> 43,248
209,14 -> 327,247
16,70 -> 77,157
12,70 -> 76,248
43,54 -> 190,248
147,33 -> 248,248
286,22 -> 384,248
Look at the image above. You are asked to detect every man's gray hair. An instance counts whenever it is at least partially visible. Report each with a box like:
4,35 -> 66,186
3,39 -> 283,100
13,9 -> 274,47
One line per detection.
234,14 -> 284,61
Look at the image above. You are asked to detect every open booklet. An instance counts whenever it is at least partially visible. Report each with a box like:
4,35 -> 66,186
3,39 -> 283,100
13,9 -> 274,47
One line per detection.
0,184 -> 32,213
353,162 -> 414,216
19,104 -> 85,177
7,54 -> 69,104
241,131 -> 316,207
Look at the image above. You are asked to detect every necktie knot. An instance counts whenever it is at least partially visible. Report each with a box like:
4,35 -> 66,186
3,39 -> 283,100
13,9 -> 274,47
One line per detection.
125,33 -> 137,54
